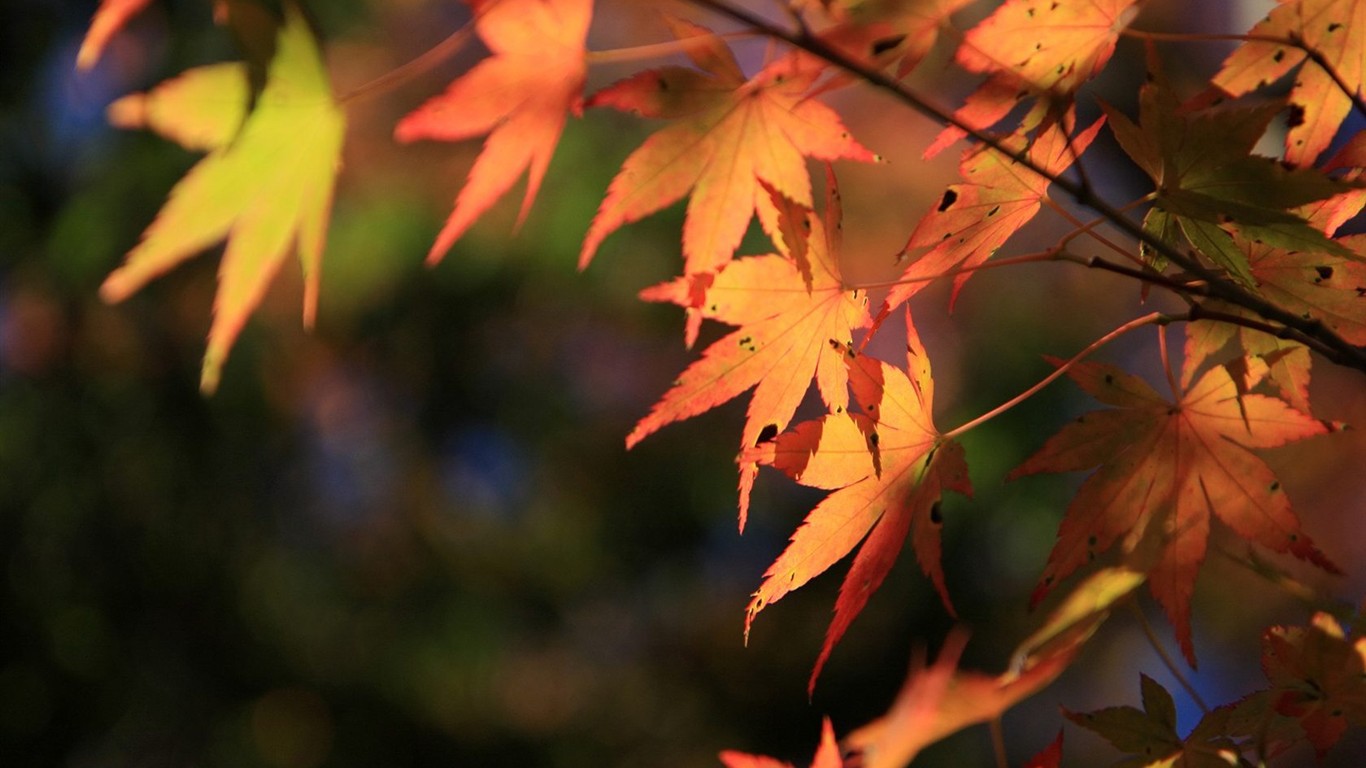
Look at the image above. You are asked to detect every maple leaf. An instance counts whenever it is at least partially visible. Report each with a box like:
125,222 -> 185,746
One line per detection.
1009,356 -> 1342,664
815,0 -> 974,79
394,0 -> 590,264
745,309 -> 970,690
926,0 -> 1143,156
580,17 -> 877,275
630,173 -> 871,530
719,716 -> 841,768
100,5 -> 345,393
1228,612 -> 1366,758
106,62 -> 250,152
1103,70 -> 1353,285
848,609 -> 1088,768
886,114 -> 1104,314
77,0 -> 154,70
1211,0 -> 1365,166
1066,674 -> 1244,767
1184,188 -> 1366,413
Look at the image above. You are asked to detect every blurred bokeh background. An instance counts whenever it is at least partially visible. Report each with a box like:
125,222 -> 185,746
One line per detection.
2,1 -> 1364,766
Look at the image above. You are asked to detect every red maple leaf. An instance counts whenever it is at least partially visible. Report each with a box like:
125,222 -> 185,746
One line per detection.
1009,355 -> 1342,663
630,172 -> 871,530
395,0 -> 591,263
581,17 -> 877,275
746,310 -> 971,690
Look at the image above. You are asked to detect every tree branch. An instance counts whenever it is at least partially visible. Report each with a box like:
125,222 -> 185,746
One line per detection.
682,0 -> 1366,375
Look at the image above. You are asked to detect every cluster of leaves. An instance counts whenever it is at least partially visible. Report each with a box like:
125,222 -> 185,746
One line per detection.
79,0 -> 1366,765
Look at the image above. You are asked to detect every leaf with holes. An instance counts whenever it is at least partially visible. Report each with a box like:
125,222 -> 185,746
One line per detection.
1212,0 -> 1366,166
395,0 -> 591,263
886,114 -> 1104,314
927,0 -> 1143,155
100,6 -> 345,392
744,309 -> 970,691
1231,612 -> 1366,758
630,172 -> 870,531
815,0 -> 975,78
1008,356 -> 1342,664
581,17 -> 877,275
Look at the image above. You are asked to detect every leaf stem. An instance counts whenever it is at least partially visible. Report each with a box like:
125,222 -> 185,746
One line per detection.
585,31 -> 757,65
339,20 -> 477,105
989,717 -> 1009,768
1158,325 -> 1179,398
942,312 -> 1169,440
1128,602 -> 1210,714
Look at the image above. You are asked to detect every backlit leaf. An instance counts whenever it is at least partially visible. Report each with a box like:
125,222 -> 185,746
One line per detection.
100,6 -> 346,392
581,18 -> 877,275
887,114 -> 1104,313
1212,0 -> 1366,166
631,175 -> 870,530
927,0 -> 1142,155
395,0 -> 591,263
77,0 -> 154,70
1009,356 -> 1342,663
746,310 -> 970,690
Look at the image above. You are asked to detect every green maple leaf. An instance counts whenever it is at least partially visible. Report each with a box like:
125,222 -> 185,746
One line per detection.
1067,675 -> 1243,768
101,5 -> 346,392
1102,68 -> 1352,284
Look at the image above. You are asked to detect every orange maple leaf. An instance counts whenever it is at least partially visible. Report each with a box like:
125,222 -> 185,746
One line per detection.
846,622 -> 1078,768
395,0 -> 591,263
719,717 -> 842,768
1009,356 -> 1342,664
886,115 -> 1104,313
77,0 -> 154,70
1212,0 -> 1365,166
580,17 -> 877,275
745,310 -> 970,691
814,0 -> 975,79
928,0 -> 1142,156
630,173 -> 871,530
101,6 -> 346,392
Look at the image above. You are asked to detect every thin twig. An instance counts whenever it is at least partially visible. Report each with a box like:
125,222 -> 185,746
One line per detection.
942,312 -> 1169,440
1128,602 -> 1210,715
339,21 -> 477,106
989,717 -> 1009,768
683,0 -> 1366,375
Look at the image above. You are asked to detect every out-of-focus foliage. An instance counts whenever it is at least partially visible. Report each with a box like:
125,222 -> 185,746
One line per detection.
5,2 -> 1366,768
